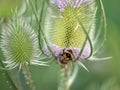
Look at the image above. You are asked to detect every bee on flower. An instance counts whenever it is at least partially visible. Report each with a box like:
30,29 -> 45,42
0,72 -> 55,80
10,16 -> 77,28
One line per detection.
41,0 -> 111,89
43,0 -> 98,68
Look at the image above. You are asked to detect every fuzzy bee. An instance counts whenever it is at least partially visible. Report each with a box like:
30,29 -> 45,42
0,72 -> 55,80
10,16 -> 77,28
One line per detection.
58,49 -> 75,65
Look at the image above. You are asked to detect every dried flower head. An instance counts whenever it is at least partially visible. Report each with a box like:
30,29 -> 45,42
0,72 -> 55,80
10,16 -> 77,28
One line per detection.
43,0 -> 97,67
0,18 -> 46,69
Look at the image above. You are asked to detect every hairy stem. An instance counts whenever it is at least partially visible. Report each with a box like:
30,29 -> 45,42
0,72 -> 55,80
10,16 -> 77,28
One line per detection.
58,64 -> 78,90
22,64 -> 35,90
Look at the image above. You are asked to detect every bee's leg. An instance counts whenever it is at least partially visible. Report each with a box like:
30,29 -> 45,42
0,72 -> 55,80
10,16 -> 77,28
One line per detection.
56,56 -> 62,65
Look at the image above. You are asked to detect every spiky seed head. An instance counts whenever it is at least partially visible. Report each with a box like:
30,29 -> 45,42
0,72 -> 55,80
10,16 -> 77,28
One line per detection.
0,18 -> 46,69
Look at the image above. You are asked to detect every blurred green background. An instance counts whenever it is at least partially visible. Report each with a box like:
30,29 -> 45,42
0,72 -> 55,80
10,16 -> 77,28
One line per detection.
0,0 -> 120,90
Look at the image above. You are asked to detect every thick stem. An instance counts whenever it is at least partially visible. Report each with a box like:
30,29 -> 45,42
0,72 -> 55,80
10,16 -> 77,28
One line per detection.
22,64 -> 35,90
58,64 -> 78,90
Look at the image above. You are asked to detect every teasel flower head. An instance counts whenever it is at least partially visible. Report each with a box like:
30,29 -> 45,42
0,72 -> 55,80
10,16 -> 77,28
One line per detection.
42,0 -> 110,89
0,18 -> 47,70
43,0 -> 100,67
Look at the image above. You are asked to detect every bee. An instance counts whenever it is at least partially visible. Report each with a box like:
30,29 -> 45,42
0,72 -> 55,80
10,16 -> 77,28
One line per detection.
58,49 -> 75,65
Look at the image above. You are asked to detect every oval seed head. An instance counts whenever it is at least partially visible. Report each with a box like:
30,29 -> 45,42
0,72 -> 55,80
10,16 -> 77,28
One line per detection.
44,0 -> 97,61
0,19 -> 46,69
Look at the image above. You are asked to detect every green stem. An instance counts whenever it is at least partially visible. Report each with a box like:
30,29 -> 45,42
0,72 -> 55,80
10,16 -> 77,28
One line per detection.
58,64 -> 78,90
22,64 -> 35,90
